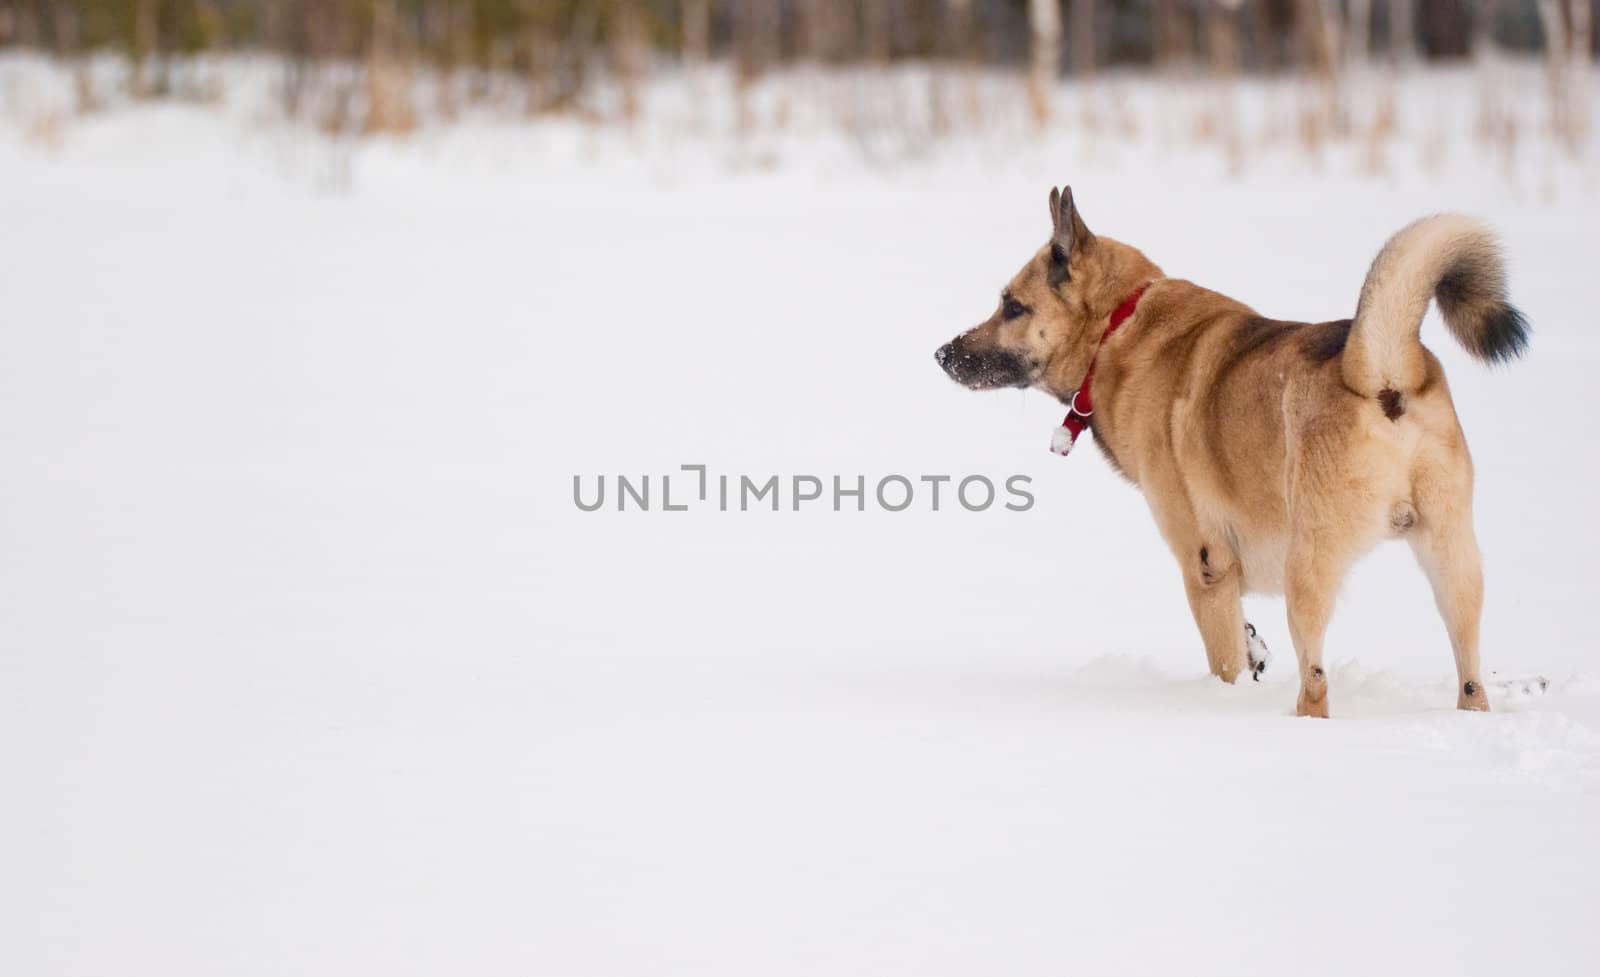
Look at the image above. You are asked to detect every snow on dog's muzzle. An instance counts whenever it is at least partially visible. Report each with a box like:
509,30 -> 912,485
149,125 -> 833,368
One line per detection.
935,340 -> 1031,391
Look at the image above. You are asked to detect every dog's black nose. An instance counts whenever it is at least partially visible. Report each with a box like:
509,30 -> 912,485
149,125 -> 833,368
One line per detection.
935,343 -> 954,367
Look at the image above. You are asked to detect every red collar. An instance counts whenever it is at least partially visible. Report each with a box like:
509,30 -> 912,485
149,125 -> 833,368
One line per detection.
1050,285 -> 1148,457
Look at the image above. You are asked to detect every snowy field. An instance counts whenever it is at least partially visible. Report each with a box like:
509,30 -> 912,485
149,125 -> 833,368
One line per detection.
3,59 -> 1600,976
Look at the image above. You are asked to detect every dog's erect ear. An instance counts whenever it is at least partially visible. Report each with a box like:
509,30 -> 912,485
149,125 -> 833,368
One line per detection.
1048,185 -> 1094,284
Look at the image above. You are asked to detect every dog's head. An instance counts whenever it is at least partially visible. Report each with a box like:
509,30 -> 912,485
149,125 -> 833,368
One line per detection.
934,186 -> 1125,401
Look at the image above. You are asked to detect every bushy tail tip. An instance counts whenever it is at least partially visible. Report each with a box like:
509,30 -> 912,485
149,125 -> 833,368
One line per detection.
1344,215 -> 1528,397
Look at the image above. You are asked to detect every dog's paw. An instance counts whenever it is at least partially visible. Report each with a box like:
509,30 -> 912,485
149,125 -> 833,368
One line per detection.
1245,622 -> 1270,681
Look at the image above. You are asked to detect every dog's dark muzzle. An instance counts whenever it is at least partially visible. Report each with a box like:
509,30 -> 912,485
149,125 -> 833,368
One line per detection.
935,340 -> 1031,390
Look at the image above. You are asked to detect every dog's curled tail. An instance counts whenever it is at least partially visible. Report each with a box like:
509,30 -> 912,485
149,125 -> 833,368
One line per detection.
1343,214 -> 1529,400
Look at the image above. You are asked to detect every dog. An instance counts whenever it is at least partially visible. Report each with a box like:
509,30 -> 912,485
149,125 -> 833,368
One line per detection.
935,187 -> 1528,717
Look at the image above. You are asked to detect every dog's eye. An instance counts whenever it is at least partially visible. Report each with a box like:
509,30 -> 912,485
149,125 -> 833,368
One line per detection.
1002,299 -> 1027,321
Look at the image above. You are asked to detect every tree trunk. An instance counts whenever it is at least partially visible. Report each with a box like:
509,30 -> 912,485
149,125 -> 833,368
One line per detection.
683,0 -> 711,67
612,1 -> 648,122
132,0 -> 159,97
1296,0 -> 1341,75
944,0 -> 976,62
864,0 -> 893,64
1389,0 -> 1416,69
1206,0 -> 1243,170
1070,0 -> 1094,76
366,0 -> 415,134
1347,0 -> 1372,66
1537,0 -> 1591,153
735,0 -> 780,84
1570,0 -> 1591,147
1028,0 -> 1061,125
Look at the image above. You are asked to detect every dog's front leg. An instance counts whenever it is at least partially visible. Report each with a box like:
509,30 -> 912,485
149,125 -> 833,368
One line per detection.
1144,475 -> 1252,684
1182,559 -> 1249,684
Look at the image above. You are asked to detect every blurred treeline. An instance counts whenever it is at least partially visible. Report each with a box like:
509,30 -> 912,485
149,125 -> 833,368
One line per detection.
2,0 -> 1594,156
0,1 -> 1589,71
2,1 -> 1592,173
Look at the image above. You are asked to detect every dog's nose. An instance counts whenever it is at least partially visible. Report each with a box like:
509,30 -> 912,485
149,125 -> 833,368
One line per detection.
935,343 -> 954,367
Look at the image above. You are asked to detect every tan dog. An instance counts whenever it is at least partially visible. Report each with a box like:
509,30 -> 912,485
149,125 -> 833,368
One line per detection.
935,187 -> 1529,717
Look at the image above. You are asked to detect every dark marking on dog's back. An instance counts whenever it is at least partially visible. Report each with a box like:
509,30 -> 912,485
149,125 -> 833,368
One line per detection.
1210,319 -> 1287,413
1378,387 -> 1404,420
1301,319 -> 1353,363
1212,317 -> 1298,388
1230,317 -> 1287,357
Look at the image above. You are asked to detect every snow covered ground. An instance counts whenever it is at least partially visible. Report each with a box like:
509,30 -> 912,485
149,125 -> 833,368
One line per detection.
2,59 -> 1599,976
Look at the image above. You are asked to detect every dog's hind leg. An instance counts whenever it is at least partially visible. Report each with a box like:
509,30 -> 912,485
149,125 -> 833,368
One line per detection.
1409,454 -> 1489,711
1283,499 -> 1377,717
1281,425 -> 1389,717
1284,536 -> 1350,718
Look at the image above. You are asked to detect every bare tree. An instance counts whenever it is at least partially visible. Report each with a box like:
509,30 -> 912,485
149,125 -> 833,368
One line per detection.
1291,0 -> 1345,152
1389,0 -> 1416,68
365,0 -> 414,134
131,0 -> 166,98
684,0 -> 711,68
1070,0 -> 1094,76
611,0 -> 648,122
1297,0 -> 1341,74
735,0 -> 781,84
934,0 -> 982,134
864,0 -> 894,64
945,0 -> 977,63
1572,0 -> 1592,150
1536,0 -> 1592,153
1206,0 -> 1245,168
1347,0 -> 1373,66
1028,0 -> 1061,124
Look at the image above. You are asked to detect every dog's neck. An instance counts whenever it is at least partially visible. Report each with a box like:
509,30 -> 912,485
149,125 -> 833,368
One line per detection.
1086,241 -> 1164,328
1043,239 -> 1164,405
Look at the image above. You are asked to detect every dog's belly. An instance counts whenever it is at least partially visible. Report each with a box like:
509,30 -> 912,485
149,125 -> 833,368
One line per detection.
1192,494 -> 1289,595
1235,533 -> 1289,595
